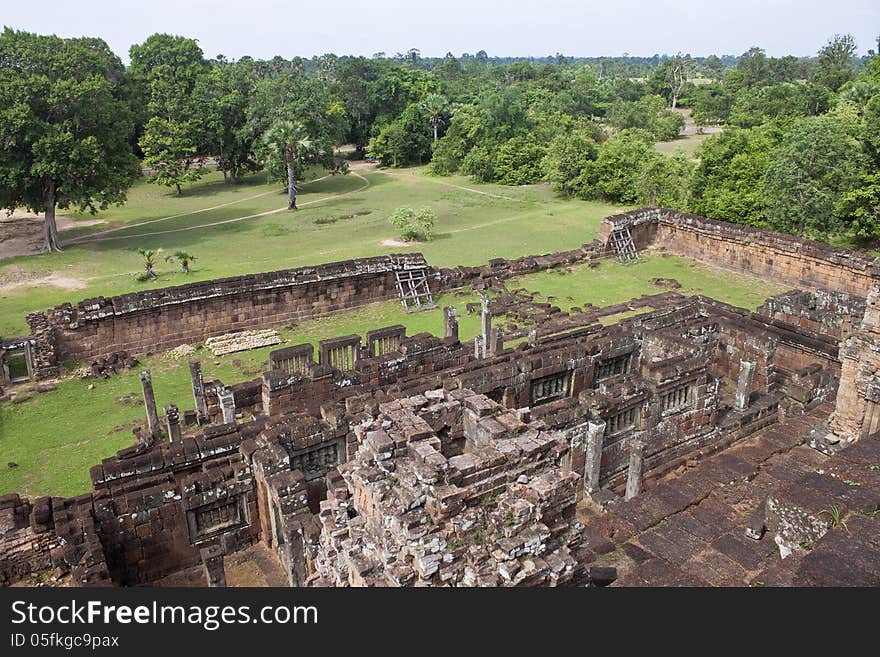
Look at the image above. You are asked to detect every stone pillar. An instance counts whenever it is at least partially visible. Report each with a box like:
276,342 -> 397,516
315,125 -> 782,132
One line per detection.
625,438 -> 645,500
474,335 -> 484,359
200,544 -> 226,587
480,296 -> 492,358
584,420 -> 606,493
219,388 -> 236,424
189,360 -> 208,423
490,327 -> 503,355
165,404 -> 182,442
527,328 -> 537,347
140,370 -> 161,439
735,360 -> 757,411
502,386 -> 516,409
443,306 -> 459,342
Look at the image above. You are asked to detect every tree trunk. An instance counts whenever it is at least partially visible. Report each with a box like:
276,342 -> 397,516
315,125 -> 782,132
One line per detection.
671,94 -> 677,111
43,181 -> 63,253
433,123 -> 438,142
286,158 -> 297,210
175,182 -> 182,196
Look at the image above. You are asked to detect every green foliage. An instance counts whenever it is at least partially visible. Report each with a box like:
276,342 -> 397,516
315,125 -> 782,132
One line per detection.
493,136 -> 546,185
0,28 -> 140,251
541,125 -> 600,196
368,102 -> 433,167
763,113 -> 865,236
581,129 -> 655,203
606,95 -> 685,141
635,152 -> 695,209
834,173 -> 880,243
690,125 -> 782,226
814,34 -> 857,92
389,206 -> 436,241
131,34 -> 208,195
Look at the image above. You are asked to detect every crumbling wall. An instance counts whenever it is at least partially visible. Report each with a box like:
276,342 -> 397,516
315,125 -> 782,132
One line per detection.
38,254 -> 429,363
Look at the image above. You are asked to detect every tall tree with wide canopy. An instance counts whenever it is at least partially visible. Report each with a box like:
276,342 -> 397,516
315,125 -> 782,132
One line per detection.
0,29 -> 139,252
130,34 -> 208,194
260,120 -> 317,209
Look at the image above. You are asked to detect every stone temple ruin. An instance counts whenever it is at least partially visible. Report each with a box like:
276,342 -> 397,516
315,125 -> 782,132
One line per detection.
2,208 -> 880,587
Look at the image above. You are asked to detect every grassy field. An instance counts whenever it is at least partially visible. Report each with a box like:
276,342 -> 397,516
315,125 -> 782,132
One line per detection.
509,252 -> 787,313
654,132 -> 715,159
0,166 -> 625,336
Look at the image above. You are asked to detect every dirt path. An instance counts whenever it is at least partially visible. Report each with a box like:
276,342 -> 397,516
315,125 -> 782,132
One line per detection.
372,168 -> 527,202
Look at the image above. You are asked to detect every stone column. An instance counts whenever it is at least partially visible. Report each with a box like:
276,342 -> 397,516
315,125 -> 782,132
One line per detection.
200,544 -> 226,587
165,404 -> 182,442
189,360 -> 208,423
444,306 -> 459,342
584,420 -> 606,493
735,359 -> 757,411
474,335 -> 484,359
490,327 -> 503,356
219,388 -> 236,424
527,328 -> 537,347
140,370 -> 161,439
480,296 -> 492,358
625,437 -> 645,500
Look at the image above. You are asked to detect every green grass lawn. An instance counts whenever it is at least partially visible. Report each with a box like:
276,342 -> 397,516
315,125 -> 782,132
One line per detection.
509,252 -> 788,312
0,290 -> 487,498
654,132 -> 715,159
0,167 -> 625,336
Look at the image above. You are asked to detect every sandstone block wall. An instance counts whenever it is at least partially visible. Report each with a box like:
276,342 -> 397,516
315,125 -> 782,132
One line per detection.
36,254 -> 428,363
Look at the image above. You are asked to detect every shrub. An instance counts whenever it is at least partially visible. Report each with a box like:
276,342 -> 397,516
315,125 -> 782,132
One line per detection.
389,206 -> 436,242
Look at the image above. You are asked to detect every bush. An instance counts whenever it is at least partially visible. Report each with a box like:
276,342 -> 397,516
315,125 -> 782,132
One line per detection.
389,207 -> 436,242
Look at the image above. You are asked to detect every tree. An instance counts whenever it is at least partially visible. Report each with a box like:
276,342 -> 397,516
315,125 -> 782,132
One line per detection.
763,114 -> 865,237
651,54 -> 694,110
581,129 -> 655,203
389,206 -> 435,241
137,248 -> 159,279
635,152 -> 694,210
423,93 -> 450,141
834,173 -> 880,243
131,34 -> 209,195
0,29 -> 139,252
192,60 -> 259,183
541,125 -> 599,196
815,34 -> 857,92
260,120 -> 317,209
166,251 -> 197,274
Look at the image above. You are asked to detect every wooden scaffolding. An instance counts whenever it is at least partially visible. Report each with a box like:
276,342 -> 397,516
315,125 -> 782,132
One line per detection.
609,226 -> 639,263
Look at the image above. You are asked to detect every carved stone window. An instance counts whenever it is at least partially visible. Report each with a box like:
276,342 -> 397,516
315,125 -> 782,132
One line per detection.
605,405 -> 639,438
593,353 -> 631,387
290,440 -> 342,481
660,384 -> 693,413
530,371 -> 572,406
187,496 -> 246,543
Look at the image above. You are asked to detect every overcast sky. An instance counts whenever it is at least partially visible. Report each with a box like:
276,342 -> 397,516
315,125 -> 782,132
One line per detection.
3,0 -> 878,61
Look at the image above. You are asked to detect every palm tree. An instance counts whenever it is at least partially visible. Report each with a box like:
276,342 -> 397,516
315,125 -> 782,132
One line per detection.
423,94 -> 449,142
166,251 -> 196,274
137,248 -> 159,279
261,120 -> 315,210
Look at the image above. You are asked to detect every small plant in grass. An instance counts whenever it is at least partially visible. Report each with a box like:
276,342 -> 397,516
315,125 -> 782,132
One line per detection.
843,480 -> 862,487
389,206 -> 435,242
136,248 -> 160,281
165,251 -> 196,274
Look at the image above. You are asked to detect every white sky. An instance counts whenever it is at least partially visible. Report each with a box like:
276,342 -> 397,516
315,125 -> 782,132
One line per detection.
2,0 -> 878,61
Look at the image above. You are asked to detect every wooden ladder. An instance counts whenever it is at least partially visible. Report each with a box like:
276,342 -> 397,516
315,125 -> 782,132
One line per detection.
395,269 -> 437,312
610,226 -> 639,263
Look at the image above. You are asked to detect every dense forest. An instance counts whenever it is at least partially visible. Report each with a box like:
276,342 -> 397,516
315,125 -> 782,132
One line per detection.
1,28 -> 879,252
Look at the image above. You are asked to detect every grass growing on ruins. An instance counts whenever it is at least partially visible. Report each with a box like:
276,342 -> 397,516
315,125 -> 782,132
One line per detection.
0,250 -> 788,498
509,252 -> 788,312
0,291 -> 484,498
0,166 -> 626,336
